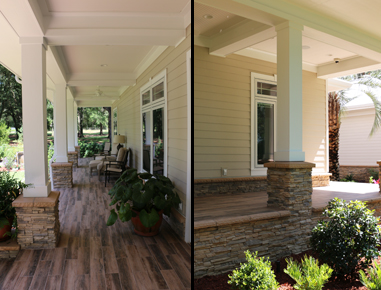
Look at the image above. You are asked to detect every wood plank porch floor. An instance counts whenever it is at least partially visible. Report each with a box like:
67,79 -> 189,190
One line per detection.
194,181 -> 381,223
0,158 -> 191,290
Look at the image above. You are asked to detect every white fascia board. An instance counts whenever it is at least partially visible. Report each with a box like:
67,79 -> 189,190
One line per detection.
326,78 -> 352,92
234,0 -> 381,58
209,20 -> 275,56
45,28 -> 185,46
234,47 -> 317,73
46,46 -> 67,84
318,56 -> 381,79
133,46 -> 168,80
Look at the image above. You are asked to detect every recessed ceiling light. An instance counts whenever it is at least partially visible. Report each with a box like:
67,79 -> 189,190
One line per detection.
203,14 -> 213,19
220,29 -> 223,33
302,45 -> 310,50
100,64 -> 108,67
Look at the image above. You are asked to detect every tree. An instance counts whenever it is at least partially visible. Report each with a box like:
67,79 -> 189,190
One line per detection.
0,64 -> 23,138
47,99 -> 54,131
103,107 -> 112,141
329,70 -> 381,180
77,107 -> 109,136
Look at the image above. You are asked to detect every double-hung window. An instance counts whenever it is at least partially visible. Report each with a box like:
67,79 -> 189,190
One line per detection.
251,72 -> 277,175
140,69 -> 167,176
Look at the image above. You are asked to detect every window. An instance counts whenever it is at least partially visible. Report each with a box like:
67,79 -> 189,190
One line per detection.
140,69 -> 167,176
113,108 -> 117,136
251,72 -> 277,175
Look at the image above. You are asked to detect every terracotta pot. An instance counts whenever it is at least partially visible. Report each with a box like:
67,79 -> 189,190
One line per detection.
131,209 -> 163,236
0,217 -> 13,242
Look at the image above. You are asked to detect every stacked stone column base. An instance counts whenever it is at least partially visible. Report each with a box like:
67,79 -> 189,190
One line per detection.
13,191 -> 60,249
68,151 -> 78,167
264,161 -> 315,215
51,162 -> 73,188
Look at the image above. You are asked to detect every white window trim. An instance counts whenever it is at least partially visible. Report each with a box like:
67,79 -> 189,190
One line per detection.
251,72 -> 277,176
140,69 -> 168,176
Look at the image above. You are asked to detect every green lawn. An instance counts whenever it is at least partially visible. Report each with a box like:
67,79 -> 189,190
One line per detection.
47,129 -> 110,144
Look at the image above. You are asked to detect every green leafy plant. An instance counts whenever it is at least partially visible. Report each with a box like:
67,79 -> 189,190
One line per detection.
3,148 -> 15,171
340,173 -> 355,182
228,250 -> 278,290
284,256 -> 333,290
0,121 -> 10,146
79,141 -> 102,157
359,261 -> 381,290
311,198 -> 381,276
369,168 -> 379,181
106,168 -> 181,228
0,171 -> 30,239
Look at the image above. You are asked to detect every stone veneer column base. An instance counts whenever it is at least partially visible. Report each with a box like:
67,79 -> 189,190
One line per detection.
264,161 -> 315,215
311,173 -> 331,187
12,191 -> 60,249
68,151 -> 78,167
51,162 -> 73,188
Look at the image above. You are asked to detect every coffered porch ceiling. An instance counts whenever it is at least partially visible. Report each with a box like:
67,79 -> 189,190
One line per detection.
195,0 -> 381,79
0,0 -> 191,107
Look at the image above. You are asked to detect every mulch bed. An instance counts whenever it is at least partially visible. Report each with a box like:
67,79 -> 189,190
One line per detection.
194,249 -> 379,290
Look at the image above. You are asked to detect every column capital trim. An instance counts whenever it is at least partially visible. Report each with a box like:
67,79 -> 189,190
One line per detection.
275,21 -> 304,32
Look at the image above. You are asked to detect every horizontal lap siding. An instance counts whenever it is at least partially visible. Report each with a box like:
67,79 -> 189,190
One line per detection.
340,108 -> 381,166
112,29 -> 190,221
194,45 -> 327,179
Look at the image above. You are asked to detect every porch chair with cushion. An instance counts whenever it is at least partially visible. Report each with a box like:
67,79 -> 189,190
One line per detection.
93,142 -> 111,160
104,148 -> 131,186
97,147 -> 127,180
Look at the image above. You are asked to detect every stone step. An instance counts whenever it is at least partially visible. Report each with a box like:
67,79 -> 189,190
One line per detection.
0,239 -> 20,259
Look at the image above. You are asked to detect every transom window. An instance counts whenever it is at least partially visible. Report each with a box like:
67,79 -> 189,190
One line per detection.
251,72 -> 277,176
140,69 -> 167,176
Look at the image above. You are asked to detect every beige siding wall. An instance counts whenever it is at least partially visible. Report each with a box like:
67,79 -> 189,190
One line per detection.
111,28 -> 190,238
340,107 -> 381,166
194,45 -> 327,179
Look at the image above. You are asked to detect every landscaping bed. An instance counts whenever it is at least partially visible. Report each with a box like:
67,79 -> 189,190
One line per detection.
194,249 -> 377,290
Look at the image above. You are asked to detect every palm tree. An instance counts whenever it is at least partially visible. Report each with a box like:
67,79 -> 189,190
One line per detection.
329,70 -> 381,180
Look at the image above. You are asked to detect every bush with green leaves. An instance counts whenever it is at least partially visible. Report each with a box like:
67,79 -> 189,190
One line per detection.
284,256 -> 333,290
0,121 -> 10,146
359,261 -> 381,290
311,198 -> 381,276
79,141 -> 102,157
228,251 -> 278,290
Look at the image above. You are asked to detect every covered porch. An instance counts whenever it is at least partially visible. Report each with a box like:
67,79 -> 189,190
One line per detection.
0,158 -> 191,289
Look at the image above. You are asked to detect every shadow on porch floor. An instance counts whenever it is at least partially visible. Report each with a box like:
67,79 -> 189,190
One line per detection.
0,157 -> 191,290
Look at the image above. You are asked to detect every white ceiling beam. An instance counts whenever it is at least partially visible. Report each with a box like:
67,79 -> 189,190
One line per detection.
46,46 -> 67,84
75,95 -> 119,101
68,80 -> 136,87
76,100 -> 115,107
45,28 -> 185,46
209,20 -> 275,56
68,73 -> 136,87
317,56 -> 381,79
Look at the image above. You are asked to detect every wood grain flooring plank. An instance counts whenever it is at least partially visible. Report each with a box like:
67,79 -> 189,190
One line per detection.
160,270 -> 185,290
116,258 -> 139,290
166,254 -> 191,288
90,258 -> 106,290
142,256 -> 169,290
90,236 -> 103,260
12,276 -> 33,290
154,235 -> 176,255
29,260 -> 51,290
44,275 -> 62,290
66,236 -> 79,259
60,259 -> 78,290
148,244 -> 172,270
80,228 -> 90,247
41,249 -> 54,261
15,249 -> 32,261
0,259 -> 14,289
20,249 -> 42,277
171,242 -> 191,271
103,246 -> 119,274
58,232 -> 70,248
49,247 -> 67,276
134,271 -> 157,290
78,247 -> 90,275
1,261 -> 24,290
125,245 -> 145,273
75,274 -> 90,290
105,273 -> 122,290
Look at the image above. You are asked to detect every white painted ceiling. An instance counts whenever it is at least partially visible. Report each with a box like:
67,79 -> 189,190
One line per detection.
0,0 -> 190,106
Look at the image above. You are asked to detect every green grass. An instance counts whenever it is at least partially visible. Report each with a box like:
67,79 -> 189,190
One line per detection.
8,170 -> 24,182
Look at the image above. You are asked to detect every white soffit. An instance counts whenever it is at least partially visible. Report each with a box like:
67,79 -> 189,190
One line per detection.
327,78 -> 352,93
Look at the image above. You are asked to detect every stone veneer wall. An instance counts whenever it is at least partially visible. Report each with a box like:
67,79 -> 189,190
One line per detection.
312,173 -> 331,187
339,165 -> 379,182
51,162 -> 73,188
0,239 -> 20,259
194,177 -> 267,198
164,208 -> 186,241
68,151 -> 78,167
13,191 -> 60,249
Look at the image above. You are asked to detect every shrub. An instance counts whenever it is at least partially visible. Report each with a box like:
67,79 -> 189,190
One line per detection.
79,141 -> 102,157
359,261 -> 381,290
311,198 -> 381,276
284,255 -> 333,290
0,121 -> 10,146
228,251 -> 278,290
369,168 -> 379,181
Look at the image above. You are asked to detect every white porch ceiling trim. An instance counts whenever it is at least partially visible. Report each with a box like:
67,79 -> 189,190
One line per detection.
76,100 -> 114,107
327,78 -> 352,92
133,46 -> 168,80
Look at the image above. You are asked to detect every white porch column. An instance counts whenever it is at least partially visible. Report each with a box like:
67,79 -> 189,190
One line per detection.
54,84 -> 68,162
67,95 -> 75,152
21,40 -> 51,197
74,102 -> 78,146
274,21 -> 305,162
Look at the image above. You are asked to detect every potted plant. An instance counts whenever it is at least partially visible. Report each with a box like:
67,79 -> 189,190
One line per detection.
106,168 -> 181,236
0,171 -> 29,241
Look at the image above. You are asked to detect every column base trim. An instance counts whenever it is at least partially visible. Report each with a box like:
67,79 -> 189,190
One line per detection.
23,181 -> 51,197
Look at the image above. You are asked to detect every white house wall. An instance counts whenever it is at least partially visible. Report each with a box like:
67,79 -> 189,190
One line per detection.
339,107 -> 381,166
194,45 -> 327,179
111,26 -> 190,239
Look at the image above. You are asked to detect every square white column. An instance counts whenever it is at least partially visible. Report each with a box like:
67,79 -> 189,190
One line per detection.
54,84 -> 68,162
67,96 -> 75,151
74,102 -> 78,146
274,21 -> 305,162
21,40 -> 51,197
